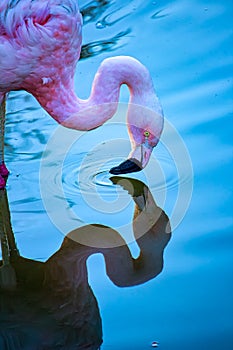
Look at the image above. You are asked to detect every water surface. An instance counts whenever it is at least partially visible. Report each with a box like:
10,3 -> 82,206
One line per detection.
2,0 -> 233,349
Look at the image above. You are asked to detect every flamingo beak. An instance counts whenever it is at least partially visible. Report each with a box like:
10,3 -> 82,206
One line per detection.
109,143 -> 153,175
109,159 -> 142,175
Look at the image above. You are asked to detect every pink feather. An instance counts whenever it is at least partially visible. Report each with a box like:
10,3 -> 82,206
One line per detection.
0,0 -> 164,181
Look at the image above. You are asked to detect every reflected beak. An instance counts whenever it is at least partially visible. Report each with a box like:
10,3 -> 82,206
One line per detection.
109,144 -> 153,175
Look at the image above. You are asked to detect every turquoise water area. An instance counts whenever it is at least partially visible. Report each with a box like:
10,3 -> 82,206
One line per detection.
1,0 -> 233,349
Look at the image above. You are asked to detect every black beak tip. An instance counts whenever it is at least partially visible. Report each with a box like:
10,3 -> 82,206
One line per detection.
109,159 -> 142,175
109,167 -> 122,175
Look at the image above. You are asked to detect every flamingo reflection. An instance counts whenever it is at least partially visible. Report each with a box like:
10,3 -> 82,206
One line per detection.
0,177 -> 171,349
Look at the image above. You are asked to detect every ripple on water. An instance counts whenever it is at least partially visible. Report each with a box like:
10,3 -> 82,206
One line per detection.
62,157 -> 126,198
60,148 -> 185,201
40,124 -> 193,232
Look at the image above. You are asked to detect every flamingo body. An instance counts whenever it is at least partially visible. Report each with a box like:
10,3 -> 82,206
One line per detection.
0,0 -> 164,187
0,0 -> 81,101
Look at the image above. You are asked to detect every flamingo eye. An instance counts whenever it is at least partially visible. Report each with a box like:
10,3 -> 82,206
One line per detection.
144,131 -> 150,137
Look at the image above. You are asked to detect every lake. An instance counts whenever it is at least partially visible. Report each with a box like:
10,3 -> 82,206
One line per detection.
1,0 -> 233,349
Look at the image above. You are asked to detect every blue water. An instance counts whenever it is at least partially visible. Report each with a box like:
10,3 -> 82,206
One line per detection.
2,0 -> 233,349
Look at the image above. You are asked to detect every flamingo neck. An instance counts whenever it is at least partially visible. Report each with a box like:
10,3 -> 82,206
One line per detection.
33,56 -> 156,131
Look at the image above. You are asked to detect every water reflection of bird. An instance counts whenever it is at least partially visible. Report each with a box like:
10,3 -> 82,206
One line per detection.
0,178 -> 171,349
0,0 -> 164,188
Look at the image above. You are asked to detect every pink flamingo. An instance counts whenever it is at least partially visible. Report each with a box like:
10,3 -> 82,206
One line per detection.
0,0 -> 164,189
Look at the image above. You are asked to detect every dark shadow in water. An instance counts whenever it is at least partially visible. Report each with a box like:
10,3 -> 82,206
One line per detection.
80,29 -> 131,60
80,0 -> 112,25
0,177 -> 171,349
78,0 -> 131,60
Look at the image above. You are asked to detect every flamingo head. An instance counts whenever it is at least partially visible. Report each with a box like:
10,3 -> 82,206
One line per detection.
110,108 -> 163,175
